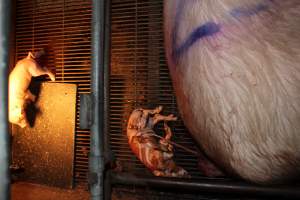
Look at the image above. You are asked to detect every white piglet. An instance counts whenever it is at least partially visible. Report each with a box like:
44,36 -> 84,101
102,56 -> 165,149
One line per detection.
9,52 -> 55,128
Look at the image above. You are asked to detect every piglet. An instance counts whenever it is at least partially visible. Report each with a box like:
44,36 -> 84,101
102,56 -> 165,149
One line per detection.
164,0 -> 300,184
9,51 -> 55,128
127,106 -> 189,178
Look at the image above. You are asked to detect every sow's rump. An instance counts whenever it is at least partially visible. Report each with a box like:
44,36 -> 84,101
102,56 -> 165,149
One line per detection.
164,0 -> 300,184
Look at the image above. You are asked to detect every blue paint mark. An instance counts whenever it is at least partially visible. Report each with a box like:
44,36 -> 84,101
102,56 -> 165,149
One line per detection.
171,1 -> 220,62
170,0 -> 272,65
173,22 -> 220,59
230,3 -> 269,18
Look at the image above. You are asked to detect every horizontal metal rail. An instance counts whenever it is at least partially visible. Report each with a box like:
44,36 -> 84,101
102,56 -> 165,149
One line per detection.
110,172 -> 300,199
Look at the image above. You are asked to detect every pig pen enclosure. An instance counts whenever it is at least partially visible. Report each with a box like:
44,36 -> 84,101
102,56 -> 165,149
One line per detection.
0,0 -> 299,199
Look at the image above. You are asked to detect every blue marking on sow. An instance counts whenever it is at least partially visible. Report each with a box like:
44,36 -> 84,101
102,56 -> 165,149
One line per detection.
170,0 -> 271,64
173,22 -> 220,60
171,1 -> 221,62
230,3 -> 269,18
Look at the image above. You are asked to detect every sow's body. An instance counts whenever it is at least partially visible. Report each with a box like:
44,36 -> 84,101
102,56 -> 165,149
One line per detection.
164,0 -> 300,184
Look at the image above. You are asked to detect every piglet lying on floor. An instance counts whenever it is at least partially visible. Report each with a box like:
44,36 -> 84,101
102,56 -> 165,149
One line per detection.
127,106 -> 189,178
9,51 -> 55,128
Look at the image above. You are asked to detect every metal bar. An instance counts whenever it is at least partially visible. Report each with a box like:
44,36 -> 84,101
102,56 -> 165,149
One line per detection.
110,172 -> 300,199
0,0 -> 11,199
103,1 -> 111,200
90,0 -> 105,199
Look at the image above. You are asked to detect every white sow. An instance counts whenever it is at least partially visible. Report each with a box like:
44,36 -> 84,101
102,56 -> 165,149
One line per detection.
164,0 -> 300,184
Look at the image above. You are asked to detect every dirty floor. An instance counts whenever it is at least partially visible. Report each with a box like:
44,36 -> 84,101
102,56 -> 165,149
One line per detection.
11,182 -> 89,200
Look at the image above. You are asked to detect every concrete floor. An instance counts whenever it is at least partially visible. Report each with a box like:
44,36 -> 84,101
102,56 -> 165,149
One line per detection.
11,182 -> 89,200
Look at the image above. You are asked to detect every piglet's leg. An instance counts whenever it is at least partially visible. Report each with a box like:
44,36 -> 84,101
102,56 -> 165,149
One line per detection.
141,106 -> 163,118
160,122 -> 174,152
152,114 -> 177,126
24,90 -> 36,102
139,106 -> 163,127
29,65 -> 55,81
163,122 -> 172,141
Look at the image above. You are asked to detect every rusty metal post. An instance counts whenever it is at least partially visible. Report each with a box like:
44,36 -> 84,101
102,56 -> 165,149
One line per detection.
0,0 -> 11,199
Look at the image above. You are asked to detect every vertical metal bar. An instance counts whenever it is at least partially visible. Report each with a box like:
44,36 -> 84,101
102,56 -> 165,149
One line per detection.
103,0 -> 111,199
0,0 -> 11,199
90,0 -> 105,199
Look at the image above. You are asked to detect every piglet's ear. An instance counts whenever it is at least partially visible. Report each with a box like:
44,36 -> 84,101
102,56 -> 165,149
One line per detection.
34,49 -> 45,58
27,52 -> 35,59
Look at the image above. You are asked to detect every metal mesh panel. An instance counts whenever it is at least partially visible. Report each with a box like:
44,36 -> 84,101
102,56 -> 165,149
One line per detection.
110,0 -> 204,178
15,0 -> 92,185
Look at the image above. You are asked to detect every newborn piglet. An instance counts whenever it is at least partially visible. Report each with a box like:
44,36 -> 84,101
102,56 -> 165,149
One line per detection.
9,51 -> 55,128
127,106 -> 189,178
